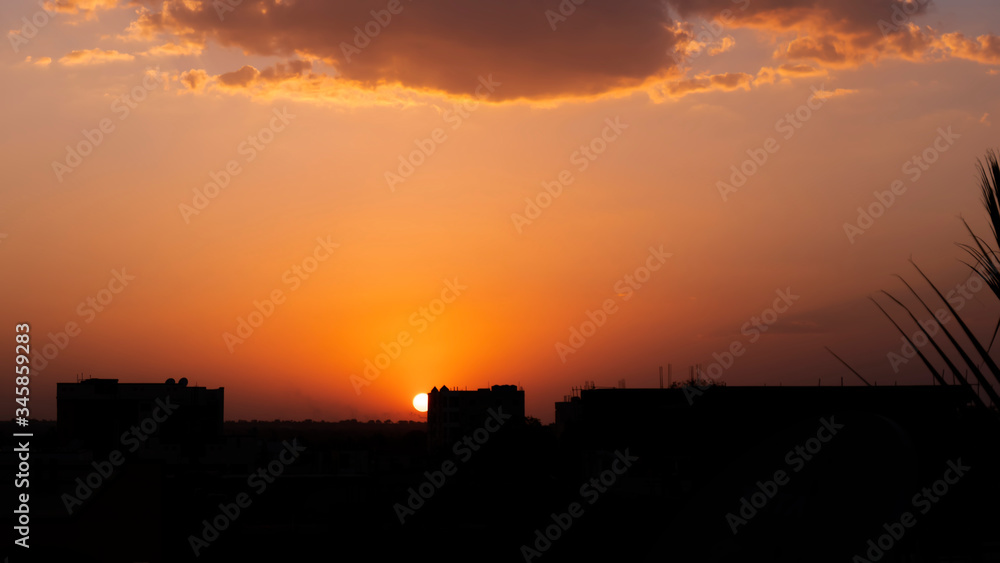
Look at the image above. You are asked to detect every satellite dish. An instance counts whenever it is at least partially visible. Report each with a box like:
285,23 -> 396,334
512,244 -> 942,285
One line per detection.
178,377 -> 188,387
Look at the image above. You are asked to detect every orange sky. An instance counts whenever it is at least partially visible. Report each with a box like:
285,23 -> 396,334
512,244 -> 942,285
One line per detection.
3,0 -> 999,423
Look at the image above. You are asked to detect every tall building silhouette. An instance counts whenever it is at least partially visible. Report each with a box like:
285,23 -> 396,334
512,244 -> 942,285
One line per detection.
427,384 -> 524,450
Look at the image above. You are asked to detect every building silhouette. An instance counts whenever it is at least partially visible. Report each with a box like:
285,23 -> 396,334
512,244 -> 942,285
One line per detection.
427,384 -> 525,450
57,377 -> 224,458
552,383 -> 991,561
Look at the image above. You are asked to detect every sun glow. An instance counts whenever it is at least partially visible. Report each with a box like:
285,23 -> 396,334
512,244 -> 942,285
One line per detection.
412,393 -> 428,412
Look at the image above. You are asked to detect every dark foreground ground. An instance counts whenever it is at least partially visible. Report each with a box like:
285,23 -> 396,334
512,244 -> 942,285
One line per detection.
4,386 -> 1000,562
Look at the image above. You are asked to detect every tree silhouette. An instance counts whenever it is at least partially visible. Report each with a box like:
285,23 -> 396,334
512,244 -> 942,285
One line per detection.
868,149 -> 1000,412
959,149 -> 1000,345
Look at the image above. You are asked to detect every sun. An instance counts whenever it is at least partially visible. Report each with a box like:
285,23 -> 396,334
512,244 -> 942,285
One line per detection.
412,393 -> 428,412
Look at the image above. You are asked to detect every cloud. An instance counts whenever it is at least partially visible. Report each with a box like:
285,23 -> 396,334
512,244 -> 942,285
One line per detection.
176,60 -> 408,105
755,66 -> 777,85
669,1 -> 996,71
140,41 -> 204,57
668,20 -> 734,63
770,21 -> 1000,69
655,71 -> 754,99
777,63 -> 826,76
58,48 -> 134,65
179,68 -> 209,91
752,63 -> 826,86
80,0 -> 998,104
810,87 -> 858,100
129,0 -> 682,101
708,36 -> 736,56
175,59 -> 498,107
260,59 -> 315,82
938,31 -> 1000,64
772,22 -> 944,67
669,0 -> 932,39
783,35 -> 849,65
46,0 -> 120,15
218,65 -> 260,87
192,60 -> 317,90
884,22 -> 938,60
24,56 -> 52,67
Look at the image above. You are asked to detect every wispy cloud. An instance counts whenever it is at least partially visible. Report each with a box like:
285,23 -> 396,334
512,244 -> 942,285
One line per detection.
58,48 -> 134,66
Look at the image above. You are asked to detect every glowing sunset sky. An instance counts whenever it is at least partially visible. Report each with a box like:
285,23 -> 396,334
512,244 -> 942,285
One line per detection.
3,0 -> 999,422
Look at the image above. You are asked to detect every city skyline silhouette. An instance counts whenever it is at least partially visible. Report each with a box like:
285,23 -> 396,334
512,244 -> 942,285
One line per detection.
4,0 -> 1000,560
